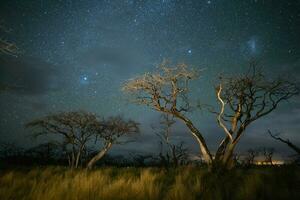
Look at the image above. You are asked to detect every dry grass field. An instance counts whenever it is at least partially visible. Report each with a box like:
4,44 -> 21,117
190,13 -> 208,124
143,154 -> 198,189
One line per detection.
0,165 -> 299,200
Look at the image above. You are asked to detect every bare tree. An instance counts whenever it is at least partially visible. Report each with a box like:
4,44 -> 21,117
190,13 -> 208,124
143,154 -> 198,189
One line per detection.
213,62 -> 298,168
170,142 -> 189,165
122,60 -> 213,164
154,114 -> 188,166
26,111 -> 98,168
86,116 -> 139,169
122,60 -> 299,169
243,149 -> 259,166
268,130 -> 300,155
261,147 -> 274,165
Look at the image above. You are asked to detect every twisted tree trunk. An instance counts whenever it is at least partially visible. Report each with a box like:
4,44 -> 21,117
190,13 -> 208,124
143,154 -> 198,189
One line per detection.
86,142 -> 112,169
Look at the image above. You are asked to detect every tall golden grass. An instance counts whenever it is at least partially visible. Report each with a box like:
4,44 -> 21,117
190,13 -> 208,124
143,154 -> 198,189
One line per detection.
0,165 -> 299,200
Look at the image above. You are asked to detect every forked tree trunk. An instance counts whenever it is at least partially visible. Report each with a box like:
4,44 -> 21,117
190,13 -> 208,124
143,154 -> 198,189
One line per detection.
86,142 -> 112,169
212,139 -> 237,170
221,143 -> 236,169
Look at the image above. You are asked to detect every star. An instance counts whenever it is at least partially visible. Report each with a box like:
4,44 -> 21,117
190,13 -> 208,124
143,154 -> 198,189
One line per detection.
80,75 -> 89,85
188,49 -> 192,54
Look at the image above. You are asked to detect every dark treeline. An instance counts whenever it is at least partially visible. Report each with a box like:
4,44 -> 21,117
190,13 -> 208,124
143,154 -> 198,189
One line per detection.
1,141 -> 299,168
0,141 -> 192,167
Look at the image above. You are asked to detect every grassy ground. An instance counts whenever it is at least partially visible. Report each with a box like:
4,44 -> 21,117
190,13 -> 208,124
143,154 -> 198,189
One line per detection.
0,165 -> 299,200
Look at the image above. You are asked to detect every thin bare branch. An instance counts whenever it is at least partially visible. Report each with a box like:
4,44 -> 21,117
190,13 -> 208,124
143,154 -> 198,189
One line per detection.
216,84 -> 233,141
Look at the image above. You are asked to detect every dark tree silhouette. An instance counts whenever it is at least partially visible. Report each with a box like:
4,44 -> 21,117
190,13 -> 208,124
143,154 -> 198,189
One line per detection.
25,142 -> 59,161
268,130 -> 300,155
0,142 -> 24,158
244,149 -> 259,166
154,114 -> 188,167
131,154 -> 154,167
261,147 -> 275,165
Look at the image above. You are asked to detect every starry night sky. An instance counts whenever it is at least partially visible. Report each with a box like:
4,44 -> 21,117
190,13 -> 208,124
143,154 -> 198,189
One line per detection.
0,0 -> 300,157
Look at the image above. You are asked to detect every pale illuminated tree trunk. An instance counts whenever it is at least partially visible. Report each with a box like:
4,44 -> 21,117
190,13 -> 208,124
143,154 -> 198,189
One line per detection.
213,62 -> 298,169
87,142 -> 112,169
173,111 -> 212,164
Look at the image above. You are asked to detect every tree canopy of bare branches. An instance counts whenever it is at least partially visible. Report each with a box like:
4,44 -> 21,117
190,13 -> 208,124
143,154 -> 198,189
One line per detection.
214,62 -> 299,168
26,111 -> 98,168
123,60 -> 299,170
26,111 -> 139,169
261,147 -> 275,165
122,60 -> 213,164
244,149 -> 260,166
